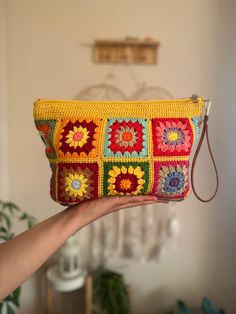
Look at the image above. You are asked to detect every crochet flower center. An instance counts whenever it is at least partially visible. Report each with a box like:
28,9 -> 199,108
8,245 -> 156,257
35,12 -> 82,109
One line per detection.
66,126 -> 89,148
71,179 -> 81,190
116,174 -> 137,193
163,128 -> 185,146
65,173 -> 88,197
164,172 -> 185,191
119,178 -> 132,190
73,131 -> 83,141
116,126 -> 137,147
169,176 -> 181,187
122,132 -> 133,142
167,131 -> 179,142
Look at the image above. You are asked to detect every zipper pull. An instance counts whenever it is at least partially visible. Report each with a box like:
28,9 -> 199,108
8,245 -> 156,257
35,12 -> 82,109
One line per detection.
191,94 -> 199,103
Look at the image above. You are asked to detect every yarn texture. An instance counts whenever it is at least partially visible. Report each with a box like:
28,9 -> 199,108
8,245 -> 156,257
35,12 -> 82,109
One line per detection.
34,97 -> 204,205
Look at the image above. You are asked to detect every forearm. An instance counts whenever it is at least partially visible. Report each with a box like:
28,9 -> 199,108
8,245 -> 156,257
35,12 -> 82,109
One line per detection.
0,195 -> 159,300
0,206 -> 83,300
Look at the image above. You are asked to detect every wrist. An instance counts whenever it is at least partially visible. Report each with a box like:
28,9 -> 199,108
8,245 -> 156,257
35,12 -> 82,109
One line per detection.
62,204 -> 86,236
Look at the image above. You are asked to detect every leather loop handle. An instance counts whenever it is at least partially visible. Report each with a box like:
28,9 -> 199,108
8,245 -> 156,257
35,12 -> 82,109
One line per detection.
191,115 -> 219,202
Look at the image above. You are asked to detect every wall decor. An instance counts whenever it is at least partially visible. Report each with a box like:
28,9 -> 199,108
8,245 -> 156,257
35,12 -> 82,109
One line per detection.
93,37 -> 159,64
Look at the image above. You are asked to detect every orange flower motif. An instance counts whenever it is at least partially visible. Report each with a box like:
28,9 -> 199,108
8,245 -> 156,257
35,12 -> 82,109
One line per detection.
105,118 -> 148,157
107,165 -> 145,196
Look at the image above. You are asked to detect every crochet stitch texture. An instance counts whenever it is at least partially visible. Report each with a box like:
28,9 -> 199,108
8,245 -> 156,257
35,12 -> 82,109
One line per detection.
34,97 -> 204,205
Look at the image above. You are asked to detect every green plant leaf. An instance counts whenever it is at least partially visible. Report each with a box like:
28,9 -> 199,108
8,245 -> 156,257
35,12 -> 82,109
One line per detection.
0,226 -> 7,233
0,225 -> 15,241
19,213 -> 28,220
0,235 -> 11,241
8,233 -> 14,239
178,300 -> 192,314
27,221 -> 33,229
1,280 -> 21,311
6,303 -> 15,314
3,202 -> 20,214
19,213 -> 37,226
11,288 -> 21,307
0,302 -> 3,313
27,217 -> 37,229
4,294 -> 13,302
0,211 -> 11,229
93,269 -> 130,314
202,298 -> 220,314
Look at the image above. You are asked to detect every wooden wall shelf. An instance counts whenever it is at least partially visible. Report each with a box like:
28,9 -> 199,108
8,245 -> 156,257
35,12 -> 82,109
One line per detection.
93,38 -> 159,64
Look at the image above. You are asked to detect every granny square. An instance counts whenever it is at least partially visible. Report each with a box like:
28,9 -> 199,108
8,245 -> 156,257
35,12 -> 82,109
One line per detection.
50,163 -> 57,201
104,118 -> 148,157
57,118 -> 101,158
191,116 -> 202,142
57,162 -> 99,204
35,119 -> 57,159
152,118 -> 194,157
103,162 -> 149,196
153,160 -> 190,200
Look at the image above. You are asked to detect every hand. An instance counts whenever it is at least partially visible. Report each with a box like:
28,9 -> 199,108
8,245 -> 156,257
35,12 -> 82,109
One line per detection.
68,194 -> 167,230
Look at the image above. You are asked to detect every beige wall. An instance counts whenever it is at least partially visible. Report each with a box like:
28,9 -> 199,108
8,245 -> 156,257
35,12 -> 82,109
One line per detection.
2,0 -> 236,313
0,0 -> 8,199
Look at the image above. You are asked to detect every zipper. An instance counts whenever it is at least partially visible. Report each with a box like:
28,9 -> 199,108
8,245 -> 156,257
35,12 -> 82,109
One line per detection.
35,96 -> 205,108
191,94 -> 199,103
191,94 -> 211,116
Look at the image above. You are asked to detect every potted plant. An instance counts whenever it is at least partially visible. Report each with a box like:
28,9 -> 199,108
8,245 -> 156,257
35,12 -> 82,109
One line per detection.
0,200 -> 37,314
92,268 -> 130,314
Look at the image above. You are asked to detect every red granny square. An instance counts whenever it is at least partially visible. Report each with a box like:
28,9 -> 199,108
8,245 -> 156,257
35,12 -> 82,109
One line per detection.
152,118 -> 193,157
56,163 -> 99,204
152,160 -> 190,200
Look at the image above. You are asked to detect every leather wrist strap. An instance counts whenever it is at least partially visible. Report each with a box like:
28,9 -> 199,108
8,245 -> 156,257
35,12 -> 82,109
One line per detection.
191,115 -> 219,202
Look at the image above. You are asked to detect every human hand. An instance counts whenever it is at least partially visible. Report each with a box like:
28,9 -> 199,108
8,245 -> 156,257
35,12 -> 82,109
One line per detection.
68,195 -> 167,230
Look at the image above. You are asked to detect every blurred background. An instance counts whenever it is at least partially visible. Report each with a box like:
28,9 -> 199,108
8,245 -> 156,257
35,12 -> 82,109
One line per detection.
0,0 -> 236,313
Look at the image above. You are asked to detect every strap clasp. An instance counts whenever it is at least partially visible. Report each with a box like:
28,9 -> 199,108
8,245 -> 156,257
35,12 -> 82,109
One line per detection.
204,99 -> 211,117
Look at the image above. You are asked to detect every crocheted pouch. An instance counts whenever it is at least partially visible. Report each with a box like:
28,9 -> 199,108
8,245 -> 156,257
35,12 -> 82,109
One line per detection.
33,95 -> 218,205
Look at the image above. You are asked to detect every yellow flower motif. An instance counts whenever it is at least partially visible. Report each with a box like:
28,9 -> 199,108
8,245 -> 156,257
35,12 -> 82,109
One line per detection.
121,166 -> 127,174
65,126 -> 89,148
107,165 -> 145,196
65,173 -> 88,197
